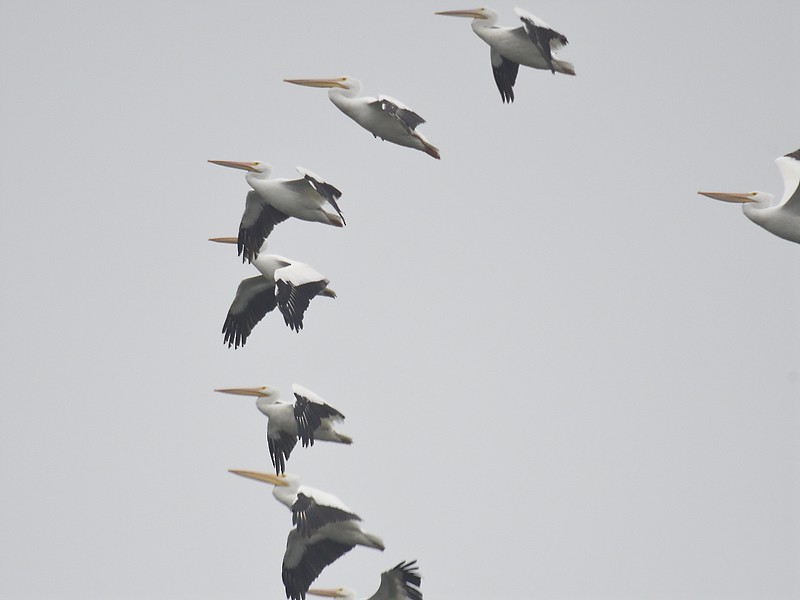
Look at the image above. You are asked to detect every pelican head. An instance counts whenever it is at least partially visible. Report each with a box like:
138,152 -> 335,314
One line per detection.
308,588 -> 357,600
228,470 -> 302,507
435,7 -> 493,19
215,386 -> 281,415
208,160 -> 272,184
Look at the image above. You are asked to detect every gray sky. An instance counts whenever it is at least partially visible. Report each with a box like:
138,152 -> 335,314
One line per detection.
1,1 -> 799,599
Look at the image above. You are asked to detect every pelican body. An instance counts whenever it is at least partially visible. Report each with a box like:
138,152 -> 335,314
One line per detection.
215,384 -> 351,474
211,238 -> 335,347
284,77 -> 440,159
209,160 -> 344,263
229,470 -> 385,600
308,560 -> 422,600
698,149 -> 800,244
436,7 -> 575,102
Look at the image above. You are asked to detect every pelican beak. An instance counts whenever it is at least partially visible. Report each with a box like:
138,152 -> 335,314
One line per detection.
208,160 -> 259,171
697,191 -> 756,204
215,387 -> 268,397
307,590 -> 343,598
228,469 -> 289,486
284,78 -> 348,89
435,8 -> 486,18
208,237 -> 238,244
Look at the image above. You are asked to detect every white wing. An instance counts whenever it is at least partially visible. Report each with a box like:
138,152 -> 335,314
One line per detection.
514,7 -> 568,74
291,383 -> 346,447
294,167 -> 345,222
776,152 -> 800,215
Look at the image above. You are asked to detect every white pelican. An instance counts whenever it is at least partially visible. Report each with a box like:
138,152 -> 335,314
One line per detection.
210,238 -> 335,347
229,470 -> 385,600
436,7 -> 575,103
209,160 -> 345,263
308,561 -> 421,600
215,384 -> 352,474
698,149 -> 800,244
283,77 -> 440,160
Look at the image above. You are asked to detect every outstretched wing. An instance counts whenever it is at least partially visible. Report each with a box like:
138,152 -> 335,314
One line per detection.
291,492 -> 361,538
516,7 -> 568,74
267,426 -> 297,475
372,96 -> 426,132
282,529 -> 354,600
222,275 -> 276,348
490,48 -> 519,103
369,561 -> 422,600
238,191 -> 289,263
274,262 -> 332,332
292,384 -> 345,447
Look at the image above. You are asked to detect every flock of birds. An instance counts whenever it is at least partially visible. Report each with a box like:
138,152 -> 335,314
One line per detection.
206,6 -> 800,600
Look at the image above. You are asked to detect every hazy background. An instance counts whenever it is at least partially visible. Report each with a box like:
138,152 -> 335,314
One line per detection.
1,1 -> 798,599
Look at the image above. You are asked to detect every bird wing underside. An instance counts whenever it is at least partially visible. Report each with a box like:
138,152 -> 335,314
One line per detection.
293,393 -> 345,447
516,9 -> 568,73
490,48 -> 519,103
372,96 -> 425,132
267,428 -> 298,475
275,278 -> 329,332
238,191 -> 289,263
371,561 -> 422,600
282,530 -> 354,600
291,493 -> 361,537
222,276 -> 277,348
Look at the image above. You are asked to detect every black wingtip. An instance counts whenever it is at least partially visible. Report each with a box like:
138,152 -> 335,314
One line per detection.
784,149 -> 800,160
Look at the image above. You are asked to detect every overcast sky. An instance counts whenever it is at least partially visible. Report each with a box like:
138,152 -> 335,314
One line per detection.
1,1 -> 799,599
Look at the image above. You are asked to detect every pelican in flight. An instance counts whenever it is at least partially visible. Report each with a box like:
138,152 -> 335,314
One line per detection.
229,470 -> 385,600
308,561 -> 422,600
284,77 -> 440,159
209,160 -> 344,263
210,238 -> 335,347
215,384 -> 351,474
436,7 -> 575,103
698,149 -> 800,244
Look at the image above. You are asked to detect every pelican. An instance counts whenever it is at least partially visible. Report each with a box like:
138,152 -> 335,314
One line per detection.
209,160 -> 345,263
698,149 -> 800,244
436,7 -> 575,103
229,470 -> 385,600
215,384 -> 352,474
210,238 -> 335,347
284,77 -> 440,159
308,561 -> 422,600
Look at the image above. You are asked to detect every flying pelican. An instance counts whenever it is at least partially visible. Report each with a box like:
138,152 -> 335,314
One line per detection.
229,470 -> 385,600
283,77 -> 440,159
698,149 -> 800,244
215,384 -> 352,474
209,160 -> 345,263
436,7 -> 575,103
308,561 -> 422,600
210,238 -> 335,347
